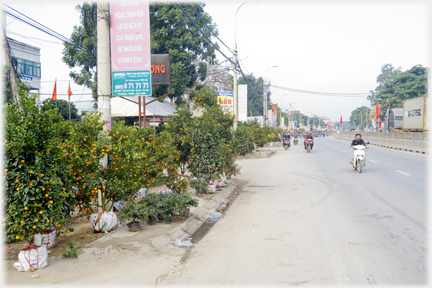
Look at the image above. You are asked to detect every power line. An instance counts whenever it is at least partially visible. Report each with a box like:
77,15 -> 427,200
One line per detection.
187,4 -> 234,55
177,4 -> 240,72
271,84 -> 370,97
3,5 -> 95,56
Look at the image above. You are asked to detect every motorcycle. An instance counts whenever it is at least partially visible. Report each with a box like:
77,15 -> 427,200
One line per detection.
305,138 -> 313,153
352,145 -> 368,173
294,138 -> 298,145
283,138 -> 290,150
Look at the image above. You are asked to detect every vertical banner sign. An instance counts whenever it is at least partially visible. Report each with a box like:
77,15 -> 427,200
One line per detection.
217,91 -> 234,116
111,2 -> 152,96
238,84 -> 247,122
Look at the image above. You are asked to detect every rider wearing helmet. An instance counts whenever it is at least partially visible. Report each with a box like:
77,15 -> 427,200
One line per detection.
282,130 -> 291,142
304,131 -> 314,149
350,132 -> 368,164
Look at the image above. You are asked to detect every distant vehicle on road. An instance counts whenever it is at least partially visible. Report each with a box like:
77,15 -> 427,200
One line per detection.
383,107 -> 403,132
403,96 -> 428,132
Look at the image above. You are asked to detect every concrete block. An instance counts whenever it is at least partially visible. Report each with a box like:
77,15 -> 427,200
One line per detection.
150,235 -> 171,250
139,243 -> 153,253
204,199 -> 222,211
168,227 -> 191,241
192,206 -> 212,222
181,216 -> 204,235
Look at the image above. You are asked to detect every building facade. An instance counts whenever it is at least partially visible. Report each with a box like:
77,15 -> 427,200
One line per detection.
7,37 -> 41,101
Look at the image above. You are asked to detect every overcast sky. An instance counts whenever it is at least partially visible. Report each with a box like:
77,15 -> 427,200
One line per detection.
2,0 -> 430,122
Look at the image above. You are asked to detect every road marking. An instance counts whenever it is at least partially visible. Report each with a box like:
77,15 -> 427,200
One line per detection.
395,170 -> 411,176
342,150 -> 347,152
370,160 -> 378,163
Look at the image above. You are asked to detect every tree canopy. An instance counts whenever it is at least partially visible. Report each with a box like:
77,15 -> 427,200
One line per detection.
367,64 -> 428,120
45,99 -> 81,121
238,73 -> 272,117
349,106 -> 371,128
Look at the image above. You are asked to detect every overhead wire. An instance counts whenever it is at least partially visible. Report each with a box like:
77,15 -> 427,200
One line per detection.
271,84 -> 370,97
3,5 -> 95,56
187,4 -> 234,54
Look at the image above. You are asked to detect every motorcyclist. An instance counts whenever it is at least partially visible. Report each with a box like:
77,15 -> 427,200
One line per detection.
350,132 -> 368,164
304,131 -> 314,150
282,130 -> 290,142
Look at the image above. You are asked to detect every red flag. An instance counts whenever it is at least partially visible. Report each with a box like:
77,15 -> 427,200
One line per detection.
275,108 -> 278,116
376,101 -> 380,120
271,103 -> 274,112
52,80 -> 57,101
67,82 -> 73,101
340,115 -> 342,124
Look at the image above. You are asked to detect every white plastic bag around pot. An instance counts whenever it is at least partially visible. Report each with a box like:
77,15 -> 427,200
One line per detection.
33,229 -> 57,248
90,211 -> 118,232
13,245 -> 48,272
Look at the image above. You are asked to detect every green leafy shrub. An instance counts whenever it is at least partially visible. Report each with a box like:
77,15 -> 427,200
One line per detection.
117,201 -> 149,223
4,85 -> 68,242
63,239 -> 83,258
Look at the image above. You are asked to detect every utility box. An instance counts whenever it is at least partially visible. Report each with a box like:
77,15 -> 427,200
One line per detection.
403,96 -> 428,132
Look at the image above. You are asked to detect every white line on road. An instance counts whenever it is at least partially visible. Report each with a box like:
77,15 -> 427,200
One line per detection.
395,170 -> 411,176
370,160 -> 378,163
342,150 -> 347,152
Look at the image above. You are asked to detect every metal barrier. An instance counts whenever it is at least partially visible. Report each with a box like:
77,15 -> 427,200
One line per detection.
332,132 -> 428,154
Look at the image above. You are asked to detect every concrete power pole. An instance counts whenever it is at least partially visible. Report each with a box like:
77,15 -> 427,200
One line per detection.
97,3 -> 111,148
233,43 -> 238,129
97,3 -> 111,212
263,79 -> 267,126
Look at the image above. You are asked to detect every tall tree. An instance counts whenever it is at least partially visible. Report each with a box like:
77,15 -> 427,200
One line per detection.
349,106 -> 371,128
45,99 -> 81,121
62,3 -> 218,105
238,73 -> 272,117
367,64 -> 428,120
62,4 -> 97,100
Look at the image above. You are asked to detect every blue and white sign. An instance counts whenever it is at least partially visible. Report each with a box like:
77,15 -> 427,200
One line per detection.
362,126 -> 366,130
293,120 -> 298,122
112,70 -> 151,96
369,125 -> 374,130
217,91 -> 233,97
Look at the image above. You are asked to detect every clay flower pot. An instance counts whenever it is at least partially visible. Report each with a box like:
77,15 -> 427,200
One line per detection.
127,221 -> 141,232
147,218 -> 157,225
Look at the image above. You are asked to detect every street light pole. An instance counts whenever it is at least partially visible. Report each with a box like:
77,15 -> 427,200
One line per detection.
234,2 -> 257,129
263,65 -> 277,126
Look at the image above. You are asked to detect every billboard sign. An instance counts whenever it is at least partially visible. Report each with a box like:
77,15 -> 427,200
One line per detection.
111,2 -> 152,96
217,91 -> 233,116
238,84 -> 247,122
290,110 -> 300,114
151,54 -> 170,85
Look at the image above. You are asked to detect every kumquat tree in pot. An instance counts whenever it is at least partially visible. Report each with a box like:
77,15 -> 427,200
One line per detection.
172,86 -> 241,194
62,120 -> 181,213
3,86 -> 69,243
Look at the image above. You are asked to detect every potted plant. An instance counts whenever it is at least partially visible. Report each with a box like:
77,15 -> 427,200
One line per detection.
140,193 -> 170,223
117,201 -> 149,231
166,193 -> 199,222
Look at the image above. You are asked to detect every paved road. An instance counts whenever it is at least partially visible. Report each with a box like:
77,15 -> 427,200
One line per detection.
159,136 -> 428,285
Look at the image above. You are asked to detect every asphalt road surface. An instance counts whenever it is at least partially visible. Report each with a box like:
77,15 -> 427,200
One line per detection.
159,136 -> 428,285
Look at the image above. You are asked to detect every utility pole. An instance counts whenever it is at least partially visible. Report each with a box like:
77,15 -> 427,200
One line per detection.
3,37 -> 21,109
263,78 -> 267,126
97,3 -> 111,212
233,43 -> 238,129
97,2 -> 111,140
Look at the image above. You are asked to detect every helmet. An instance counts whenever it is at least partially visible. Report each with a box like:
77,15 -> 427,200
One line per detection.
355,132 -> 361,137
